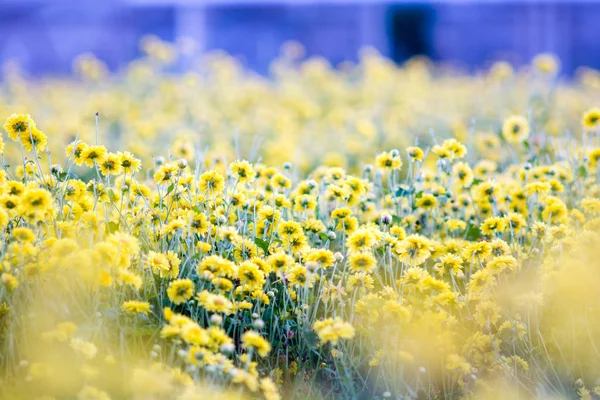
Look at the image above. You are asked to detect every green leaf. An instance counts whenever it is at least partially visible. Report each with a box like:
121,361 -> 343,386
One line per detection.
578,165 -> 588,178
167,184 -> 175,194
465,225 -> 482,241
107,189 -> 116,202
107,221 -> 120,234
262,308 -> 273,322
471,178 -> 483,186
392,215 -> 402,225
318,232 -> 329,241
395,185 -> 414,197
303,329 -> 319,350
192,206 -> 202,214
254,238 -> 270,255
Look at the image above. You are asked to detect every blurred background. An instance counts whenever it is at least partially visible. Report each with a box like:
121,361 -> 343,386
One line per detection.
0,0 -> 598,76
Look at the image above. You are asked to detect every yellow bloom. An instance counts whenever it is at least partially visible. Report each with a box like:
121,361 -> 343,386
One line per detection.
117,151 -> 142,173
480,217 -> 507,236
582,108 -> 600,130
81,145 -> 108,167
122,300 -> 151,315
313,318 -> 355,345
147,251 -> 181,279
376,151 -> 402,170
230,160 -> 256,183
416,193 -> 437,210
99,152 -> 123,176
196,290 -> 233,314
198,170 -> 225,193
4,113 -> 35,141
348,251 -> 377,273
407,146 -> 424,162
502,115 -> 530,144
20,127 -> 47,152
242,331 -> 271,357
394,235 -> 432,266
167,279 -> 194,305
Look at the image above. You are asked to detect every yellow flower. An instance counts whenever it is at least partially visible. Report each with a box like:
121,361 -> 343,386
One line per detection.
99,152 -> 123,176
147,251 -> 181,279
581,198 -> 600,215
286,264 -> 312,287
376,151 -> 402,170
70,338 -> 98,359
462,241 -> 492,261
122,300 -> 151,315
533,53 -> 559,75
305,248 -> 335,269
167,279 -> 194,305
452,162 -> 474,187
4,113 -> 35,141
1,273 -> 18,290
20,127 -> 47,152
198,170 -> 225,193
442,138 -> 467,160
313,318 -> 355,345
230,160 -> 256,183
502,115 -> 530,144
434,254 -> 463,277
505,212 -> 527,232
445,219 -> 466,231
196,290 -> 233,314
446,354 -> 471,374
18,187 -> 53,221
154,162 -> 179,184
77,385 -> 111,400
271,173 -> 291,190
11,227 -> 36,243
489,61 -> 513,80
66,141 -> 89,165
242,331 -> 271,357
81,145 -> 108,167
293,194 -> 316,212
486,255 -> 518,274
117,151 -> 142,173
394,235 -> 432,266
346,228 -> 377,253
480,217 -> 507,236
267,252 -> 294,272
406,146 -> 424,162
416,193 -> 437,210
260,377 -> 281,400
348,251 -> 377,273
582,108 -> 600,130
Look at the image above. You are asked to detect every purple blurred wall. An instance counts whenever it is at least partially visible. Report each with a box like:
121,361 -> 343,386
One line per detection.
0,0 -> 599,76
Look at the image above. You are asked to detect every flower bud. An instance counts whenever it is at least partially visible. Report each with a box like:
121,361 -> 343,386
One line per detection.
220,343 -> 235,355
253,319 -> 265,330
380,212 -> 392,225
210,314 -> 223,325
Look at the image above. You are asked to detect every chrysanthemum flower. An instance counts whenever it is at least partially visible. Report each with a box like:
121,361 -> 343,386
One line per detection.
502,115 -> 530,144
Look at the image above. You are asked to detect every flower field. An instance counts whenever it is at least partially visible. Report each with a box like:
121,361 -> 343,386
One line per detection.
1,39 -> 600,399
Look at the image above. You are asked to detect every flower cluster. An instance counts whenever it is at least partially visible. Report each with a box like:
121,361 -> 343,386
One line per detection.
1,42 -> 600,399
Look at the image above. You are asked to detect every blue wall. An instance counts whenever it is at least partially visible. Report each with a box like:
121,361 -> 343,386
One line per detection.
0,1 -> 599,76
